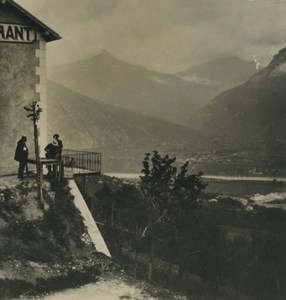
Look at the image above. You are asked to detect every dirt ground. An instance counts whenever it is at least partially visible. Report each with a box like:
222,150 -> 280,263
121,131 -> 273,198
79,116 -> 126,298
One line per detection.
40,274 -> 188,300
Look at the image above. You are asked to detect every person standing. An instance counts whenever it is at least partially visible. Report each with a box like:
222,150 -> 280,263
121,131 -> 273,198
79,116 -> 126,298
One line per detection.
14,136 -> 29,179
44,137 -> 60,176
53,134 -> 63,158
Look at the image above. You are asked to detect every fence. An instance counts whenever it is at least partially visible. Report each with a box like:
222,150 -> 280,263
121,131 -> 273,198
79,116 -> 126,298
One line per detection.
62,149 -> 102,175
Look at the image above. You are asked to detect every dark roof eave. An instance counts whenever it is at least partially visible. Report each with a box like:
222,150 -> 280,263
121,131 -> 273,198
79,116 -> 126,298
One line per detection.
7,0 -> 61,42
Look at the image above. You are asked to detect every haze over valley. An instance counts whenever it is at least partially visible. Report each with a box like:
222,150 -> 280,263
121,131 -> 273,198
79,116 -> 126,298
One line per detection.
47,47 -> 286,175
48,50 -> 220,128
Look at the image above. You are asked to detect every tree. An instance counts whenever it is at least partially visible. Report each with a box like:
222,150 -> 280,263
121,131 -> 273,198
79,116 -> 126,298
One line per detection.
139,151 -> 208,281
24,102 -> 43,206
172,161 -> 206,208
140,151 -> 177,281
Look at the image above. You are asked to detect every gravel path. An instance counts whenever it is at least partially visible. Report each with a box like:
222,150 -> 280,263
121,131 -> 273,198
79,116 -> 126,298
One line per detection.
40,275 -> 188,300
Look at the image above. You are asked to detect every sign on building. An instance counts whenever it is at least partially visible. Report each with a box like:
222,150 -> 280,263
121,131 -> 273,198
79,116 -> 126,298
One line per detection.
0,23 -> 36,43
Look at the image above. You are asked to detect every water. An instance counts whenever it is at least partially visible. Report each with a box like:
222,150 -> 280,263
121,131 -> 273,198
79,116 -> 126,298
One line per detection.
105,173 -> 286,182
203,175 -> 286,182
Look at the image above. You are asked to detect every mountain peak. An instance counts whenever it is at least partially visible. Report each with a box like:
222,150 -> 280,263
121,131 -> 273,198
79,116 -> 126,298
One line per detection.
97,49 -> 116,59
270,47 -> 286,68
250,47 -> 286,81
76,50 -> 124,67
88,50 -> 129,66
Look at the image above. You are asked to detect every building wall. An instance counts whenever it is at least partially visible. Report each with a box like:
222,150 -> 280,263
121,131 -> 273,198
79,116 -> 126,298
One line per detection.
0,6 -> 47,174
36,38 -> 48,156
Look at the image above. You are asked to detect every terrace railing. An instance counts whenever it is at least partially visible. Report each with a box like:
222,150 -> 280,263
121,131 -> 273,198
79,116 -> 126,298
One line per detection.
62,149 -> 102,176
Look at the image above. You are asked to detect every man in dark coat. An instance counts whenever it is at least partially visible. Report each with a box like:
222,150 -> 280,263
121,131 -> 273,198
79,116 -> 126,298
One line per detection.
44,138 -> 60,176
44,139 -> 59,159
14,136 -> 29,179
53,134 -> 63,158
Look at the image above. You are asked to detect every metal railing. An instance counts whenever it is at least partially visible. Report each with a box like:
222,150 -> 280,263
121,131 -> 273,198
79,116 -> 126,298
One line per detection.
62,149 -> 101,175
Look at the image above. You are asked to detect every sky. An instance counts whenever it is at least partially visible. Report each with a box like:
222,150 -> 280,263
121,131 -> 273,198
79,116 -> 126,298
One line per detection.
15,0 -> 286,73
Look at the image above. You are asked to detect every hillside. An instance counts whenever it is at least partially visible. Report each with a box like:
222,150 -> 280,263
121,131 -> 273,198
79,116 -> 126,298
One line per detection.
46,81 -> 202,160
0,177 -> 104,298
78,172 -> 286,300
178,56 -> 258,91
199,47 -> 286,160
48,51 -> 219,127
0,176 -> 189,299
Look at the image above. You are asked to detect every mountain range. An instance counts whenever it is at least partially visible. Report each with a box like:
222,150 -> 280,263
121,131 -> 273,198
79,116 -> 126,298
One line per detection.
46,48 -> 286,169
46,81 -> 203,160
178,56 -> 259,91
48,51 -> 219,128
199,47 -> 286,158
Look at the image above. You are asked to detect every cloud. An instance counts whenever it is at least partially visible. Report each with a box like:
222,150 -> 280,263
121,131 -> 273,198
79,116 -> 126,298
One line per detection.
15,0 -> 286,72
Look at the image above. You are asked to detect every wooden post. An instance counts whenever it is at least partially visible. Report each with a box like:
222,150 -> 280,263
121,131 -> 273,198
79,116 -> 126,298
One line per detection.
83,175 -> 86,194
148,213 -> 154,282
24,102 -> 43,207
32,103 -> 44,207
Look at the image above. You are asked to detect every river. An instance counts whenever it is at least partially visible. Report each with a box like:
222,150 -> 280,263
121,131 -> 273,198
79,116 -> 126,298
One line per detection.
106,173 -> 286,182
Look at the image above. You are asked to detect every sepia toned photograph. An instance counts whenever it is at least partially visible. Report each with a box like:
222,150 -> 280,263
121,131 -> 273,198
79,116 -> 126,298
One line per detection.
0,0 -> 286,299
